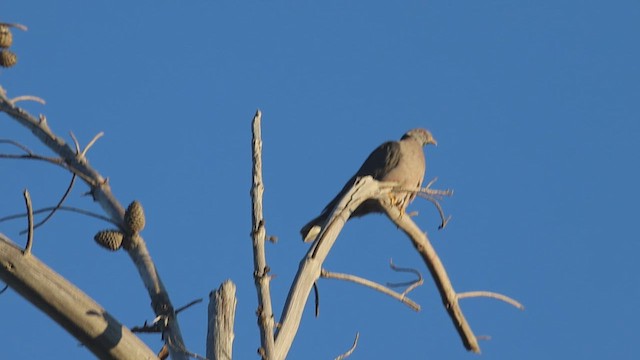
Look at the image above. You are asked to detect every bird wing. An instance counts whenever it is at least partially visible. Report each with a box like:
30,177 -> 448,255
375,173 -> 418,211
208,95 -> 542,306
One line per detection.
320,140 -> 401,214
354,140 -> 402,180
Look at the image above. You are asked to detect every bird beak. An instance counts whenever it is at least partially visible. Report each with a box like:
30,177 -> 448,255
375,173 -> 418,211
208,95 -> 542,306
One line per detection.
430,138 -> 438,146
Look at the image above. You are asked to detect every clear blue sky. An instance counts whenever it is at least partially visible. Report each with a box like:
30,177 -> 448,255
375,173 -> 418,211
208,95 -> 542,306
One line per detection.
1,1 -> 639,359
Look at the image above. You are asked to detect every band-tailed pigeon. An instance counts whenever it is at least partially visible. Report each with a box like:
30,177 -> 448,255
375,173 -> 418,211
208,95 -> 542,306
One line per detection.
300,128 -> 437,242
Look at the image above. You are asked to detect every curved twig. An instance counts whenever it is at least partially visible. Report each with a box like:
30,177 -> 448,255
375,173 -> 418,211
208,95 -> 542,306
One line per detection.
321,268 -> 420,312
69,131 -> 81,154
81,131 -> 104,157
457,291 -> 525,310
22,190 -> 34,255
387,258 -> 422,286
335,332 -> 359,360
0,283 -> 8,295
10,95 -> 45,105
418,193 -> 452,229
21,174 -> 77,234
385,179 -> 454,230
0,139 -> 34,154
387,259 -> 424,296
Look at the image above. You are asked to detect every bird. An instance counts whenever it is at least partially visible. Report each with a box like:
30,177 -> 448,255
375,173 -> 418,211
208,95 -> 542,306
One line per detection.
300,128 -> 437,242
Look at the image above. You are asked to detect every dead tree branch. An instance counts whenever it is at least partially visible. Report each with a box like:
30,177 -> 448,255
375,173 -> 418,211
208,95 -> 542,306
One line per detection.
0,234 -> 158,359
207,280 -> 237,360
274,176 -> 381,360
0,85 -> 187,359
320,268 -> 420,311
378,191 -> 480,352
250,109 -> 276,359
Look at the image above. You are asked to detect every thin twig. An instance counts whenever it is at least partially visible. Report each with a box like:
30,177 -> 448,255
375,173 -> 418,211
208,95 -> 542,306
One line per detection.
0,22 -> 28,31
175,298 -> 203,315
22,190 -> 34,255
417,193 -> 452,229
321,268 -> 420,312
387,258 -> 422,286
387,259 -> 424,296
457,291 -> 525,310
21,174 -> 77,234
69,131 -> 81,154
11,96 -> 45,105
0,139 -> 66,166
0,139 -> 34,154
0,205 -> 117,226
0,283 -> 8,295
0,152 -> 66,166
335,332 -> 360,360
81,131 -> 104,157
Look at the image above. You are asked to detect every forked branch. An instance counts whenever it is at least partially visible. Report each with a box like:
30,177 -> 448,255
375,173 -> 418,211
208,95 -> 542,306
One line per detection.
379,194 -> 523,352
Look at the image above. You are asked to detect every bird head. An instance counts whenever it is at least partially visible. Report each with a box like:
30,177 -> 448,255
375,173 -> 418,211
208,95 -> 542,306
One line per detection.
402,128 -> 437,147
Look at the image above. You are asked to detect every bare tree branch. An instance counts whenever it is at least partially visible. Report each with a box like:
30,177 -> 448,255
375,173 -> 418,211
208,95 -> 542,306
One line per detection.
321,268 -> 420,311
274,176 -> 381,360
0,234 -> 158,359
207,280 -> 237,360
250,109 -> 276,359
0,86 -> 188,359
378,191 -> 481,353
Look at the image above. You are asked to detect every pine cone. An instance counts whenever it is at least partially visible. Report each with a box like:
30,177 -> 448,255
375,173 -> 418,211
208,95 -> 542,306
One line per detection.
0,49 -> 17,68
94,230 -> 124,251
125,200 -> 146,234
0,25 -> 12,48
